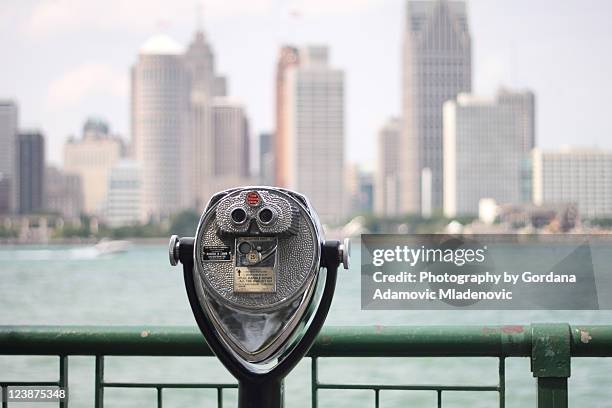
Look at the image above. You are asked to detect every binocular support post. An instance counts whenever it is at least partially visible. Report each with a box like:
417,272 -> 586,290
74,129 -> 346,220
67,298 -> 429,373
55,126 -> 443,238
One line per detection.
177,237 -> 341,408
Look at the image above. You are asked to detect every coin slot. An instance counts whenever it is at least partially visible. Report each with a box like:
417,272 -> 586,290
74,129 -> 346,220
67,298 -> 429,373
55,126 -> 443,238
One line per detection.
238,241 -> 252,255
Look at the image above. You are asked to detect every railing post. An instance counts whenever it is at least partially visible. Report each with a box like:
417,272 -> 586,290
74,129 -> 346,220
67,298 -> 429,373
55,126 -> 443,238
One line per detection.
531,324 -> 571,408
217,387 -> 223,408
94,356 -> 104,408
499,357 -> 505,408
156,387 -> 162,408
311,357 -> 318,408
59,355 -> 68,408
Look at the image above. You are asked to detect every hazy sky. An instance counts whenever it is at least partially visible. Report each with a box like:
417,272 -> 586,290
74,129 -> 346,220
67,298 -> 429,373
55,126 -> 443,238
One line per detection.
1,0 -> 611,168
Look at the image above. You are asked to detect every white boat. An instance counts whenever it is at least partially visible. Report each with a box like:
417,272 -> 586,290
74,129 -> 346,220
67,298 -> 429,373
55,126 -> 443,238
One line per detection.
94,239 -> 132,255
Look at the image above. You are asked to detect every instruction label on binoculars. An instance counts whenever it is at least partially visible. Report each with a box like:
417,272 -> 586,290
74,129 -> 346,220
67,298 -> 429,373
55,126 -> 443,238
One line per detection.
234,267 -> 276,293
232,236 -> 278,293
361,234 -> 612,310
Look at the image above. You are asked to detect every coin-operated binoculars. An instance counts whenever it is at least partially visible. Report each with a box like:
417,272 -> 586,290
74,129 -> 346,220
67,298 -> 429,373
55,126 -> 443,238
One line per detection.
169,187 -> 349,408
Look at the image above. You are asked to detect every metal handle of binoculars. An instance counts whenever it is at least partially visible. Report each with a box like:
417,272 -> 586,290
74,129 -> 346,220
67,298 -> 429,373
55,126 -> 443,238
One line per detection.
170,235 -> 345,408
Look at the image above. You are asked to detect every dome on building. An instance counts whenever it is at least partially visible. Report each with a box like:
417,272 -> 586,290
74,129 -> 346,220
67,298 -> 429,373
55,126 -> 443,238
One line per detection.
139,34 -> 183,55
83,117 -> 109,136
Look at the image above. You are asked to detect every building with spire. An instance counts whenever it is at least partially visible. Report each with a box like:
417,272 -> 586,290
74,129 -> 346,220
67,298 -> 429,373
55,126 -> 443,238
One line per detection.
182,30 -> 237,209
400,0 -> 472,215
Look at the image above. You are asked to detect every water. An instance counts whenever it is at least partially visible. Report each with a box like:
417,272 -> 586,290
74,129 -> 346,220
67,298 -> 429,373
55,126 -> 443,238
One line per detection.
1,244 -> 611,407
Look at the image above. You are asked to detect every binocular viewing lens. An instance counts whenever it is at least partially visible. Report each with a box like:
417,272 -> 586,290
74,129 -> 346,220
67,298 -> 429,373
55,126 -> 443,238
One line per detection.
258,208 -> 274,224
231,208 -> 247,224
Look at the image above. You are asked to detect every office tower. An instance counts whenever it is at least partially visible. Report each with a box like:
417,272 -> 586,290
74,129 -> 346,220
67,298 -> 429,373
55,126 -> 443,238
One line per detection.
274,46 -> 300,188
496,88 -> 535,153
443,91 -> 533,217
184,31 -> 216,210
0,100 -> 18,213
183,31 -> 227,99
374,117 -> 402,217
184,30 -> 229,209
400,0 -> 471,214
184,31 -> 217,101
18,131 -> 45,214
132,30 -> 232,216
278,46 -> 345,224
346,164 -> 374,215
187,101 -> 214,209
131,34 -> 188,220
188,98 -> 254,201
212,98 -> 250,178
259,132 -> 274,186
497,89 -> 536,202
533,147 -> 612,218
0,176 -> 10,213
45,166 -> 83,219
106,160 -> 141,227
64,118 -> 123,215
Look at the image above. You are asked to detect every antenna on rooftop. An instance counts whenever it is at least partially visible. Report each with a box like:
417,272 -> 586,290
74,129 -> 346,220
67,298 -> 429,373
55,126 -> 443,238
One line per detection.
196,1 -> 204,32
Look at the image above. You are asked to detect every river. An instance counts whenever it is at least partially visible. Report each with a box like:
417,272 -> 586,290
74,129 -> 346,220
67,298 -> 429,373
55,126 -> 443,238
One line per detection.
1,243 -> 611,407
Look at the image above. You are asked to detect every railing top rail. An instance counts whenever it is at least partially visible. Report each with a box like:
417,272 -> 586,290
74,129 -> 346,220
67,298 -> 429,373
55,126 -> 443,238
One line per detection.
0,324 -> 610,358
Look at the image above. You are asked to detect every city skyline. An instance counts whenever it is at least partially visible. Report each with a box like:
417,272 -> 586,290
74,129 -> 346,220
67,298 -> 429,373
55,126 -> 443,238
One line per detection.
1,0 -> 611,168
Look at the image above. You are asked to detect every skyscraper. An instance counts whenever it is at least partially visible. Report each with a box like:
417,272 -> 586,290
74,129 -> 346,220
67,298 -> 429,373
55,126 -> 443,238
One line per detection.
442,90 -> 534,217
132,35 -> 188,220
274,46 -> 299,188
0,176 -> 11,214
18,131 -> 45,214
258,132 -> 274,186
184,31 -> 220,101
64,118 -> 123,215
497,88 -> 536,153
184,30 -> 223,210
346,164 -> 374,215
132,30 -> 235,216
0,100 -> 18,214
212,97 -> 250,178
375,117 -> 402,217
187,100 -> 214,209
277,46 -> 345,224
497,89 -> 536,203
400,0 -> 471,214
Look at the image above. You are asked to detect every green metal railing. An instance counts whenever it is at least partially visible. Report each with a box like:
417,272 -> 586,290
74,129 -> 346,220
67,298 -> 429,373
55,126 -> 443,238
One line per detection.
1,323 -> 611,407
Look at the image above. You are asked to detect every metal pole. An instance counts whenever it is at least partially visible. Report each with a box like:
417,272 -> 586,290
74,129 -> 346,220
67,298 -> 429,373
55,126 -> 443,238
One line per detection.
238,377 -> 283,408
94,356 -> 104,408
531,324 -> 570,408
59,355 -> 69,408
537,378 -> 568,408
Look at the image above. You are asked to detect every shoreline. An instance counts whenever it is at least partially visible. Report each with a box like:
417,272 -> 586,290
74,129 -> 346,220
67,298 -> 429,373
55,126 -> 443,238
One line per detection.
0,237 -> 168,246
